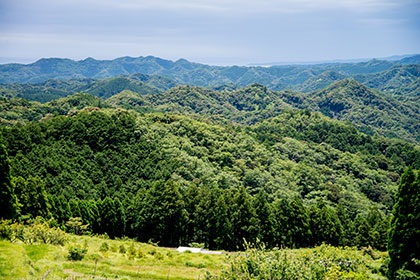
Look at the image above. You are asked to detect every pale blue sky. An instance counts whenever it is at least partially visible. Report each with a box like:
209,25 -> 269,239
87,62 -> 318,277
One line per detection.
0,0 -> 419,65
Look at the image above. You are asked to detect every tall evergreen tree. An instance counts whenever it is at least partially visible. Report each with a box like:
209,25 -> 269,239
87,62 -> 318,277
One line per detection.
213,192 -> 233,250
252,191 -> 273,246
308,201 -> 342,246
288,196 -> 311,248
0,134 -> 18,219
272,198 -> 292,247
388,167 -> 420,277
99,196 -> 117,237
114,198 -> 126,237
135,179 -> 185,246
354,214 -> 373,248
231,186 -> 257,250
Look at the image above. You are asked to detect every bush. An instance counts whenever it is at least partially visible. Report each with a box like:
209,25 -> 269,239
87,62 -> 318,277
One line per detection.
99,242 -> 109,252
188,242 -> 205,249
206,242 -> 372,279
128,243 -> 136,259
0,219 -> 67,245
119,244 -> 126,254
67,246 -> 87,261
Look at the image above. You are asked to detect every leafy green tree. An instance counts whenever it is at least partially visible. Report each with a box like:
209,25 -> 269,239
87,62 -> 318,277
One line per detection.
114,198 -> 126,237
69,198 -> 81,218
0,135 -> 18,219
388,167 -> 420,277
336,202 -> 356,246
16,176 -> 50,218
66,217 -> 89,235
184,183 -> 200,244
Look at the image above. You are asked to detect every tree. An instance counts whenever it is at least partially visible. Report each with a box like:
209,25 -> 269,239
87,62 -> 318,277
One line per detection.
308,201 -> 342,246
388,167 -> 420,277
114,198 -> 126,237
252,191 -> 273,246
288,196 -> 311,248
99,197 -> 117,238
16,176 -> 50,218
354,214 -> 373,248
213,192 -> 233,250
231,186 -> 257,250
0,134 -> 18,219
272,198 -> 292,247
66,217 -> 89,235
135,179 -> 186,246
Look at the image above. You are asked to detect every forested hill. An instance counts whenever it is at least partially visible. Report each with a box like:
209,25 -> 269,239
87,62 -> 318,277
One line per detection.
107,81 -> 420,144
1,55 -> 419,96
2,79 -> 419,144
0,74 -> 175,103
1,107 -> 420,248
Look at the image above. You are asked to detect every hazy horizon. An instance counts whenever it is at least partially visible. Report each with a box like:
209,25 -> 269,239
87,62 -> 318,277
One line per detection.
1,0 -> 420,65
0,53 -> 418,67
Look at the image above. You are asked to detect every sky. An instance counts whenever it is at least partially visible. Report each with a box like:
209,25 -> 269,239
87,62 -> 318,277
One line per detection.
0,0 -> 419,65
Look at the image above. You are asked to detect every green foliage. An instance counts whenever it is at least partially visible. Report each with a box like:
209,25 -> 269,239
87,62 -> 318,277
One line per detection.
119,244 -> 126,254
0,132 -> 18,219
65,217 -> 89,235
207,242 -> 381,280
99,241 -> 109,252
134,179 -> 186,247
67,245 -> 87,261
388,167 -> 420,278
0,105 -> 415,251
0,219 -> 67,245
13,176 -> 50,219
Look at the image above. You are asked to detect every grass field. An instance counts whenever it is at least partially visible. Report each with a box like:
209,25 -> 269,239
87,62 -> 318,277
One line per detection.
0,232 -> 388,280
0,234 -> 226,280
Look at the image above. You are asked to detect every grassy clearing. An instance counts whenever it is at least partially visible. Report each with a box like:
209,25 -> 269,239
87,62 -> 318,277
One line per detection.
0,233 -> 387,279
0,235 -> 225,279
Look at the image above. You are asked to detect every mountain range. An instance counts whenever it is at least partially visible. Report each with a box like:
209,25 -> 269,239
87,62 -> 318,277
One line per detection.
1,55 -> 420,96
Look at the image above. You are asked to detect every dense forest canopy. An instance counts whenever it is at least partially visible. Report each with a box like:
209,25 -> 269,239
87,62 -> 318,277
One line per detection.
1,55 -> 419,265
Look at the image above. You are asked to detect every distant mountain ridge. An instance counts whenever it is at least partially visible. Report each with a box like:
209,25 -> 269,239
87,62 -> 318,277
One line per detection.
1,55 -> 420,96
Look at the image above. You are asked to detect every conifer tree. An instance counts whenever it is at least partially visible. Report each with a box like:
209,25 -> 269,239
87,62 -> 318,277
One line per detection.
288,196 -> 311,248
253,191 -> 273,245
114,198 -> 126,237
213,193 -> 233,250
308,201 -> 342,246
388,167 -> 420,277
272,198 -> 292,247
231,186 -> 257,250
99,197 -> 117,237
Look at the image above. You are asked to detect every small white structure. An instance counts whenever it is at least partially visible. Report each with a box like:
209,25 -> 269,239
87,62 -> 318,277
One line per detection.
176,246 -> 224,254
177,246 -> 203,253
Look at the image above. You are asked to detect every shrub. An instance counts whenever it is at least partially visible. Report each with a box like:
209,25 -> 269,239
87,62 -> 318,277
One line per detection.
0,219 -> 67,245
119,244 -> 126,254
99,242 -> 109,252
128,243 -> 136,259
67,246 -> 87,261
206,242 -> 372,279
